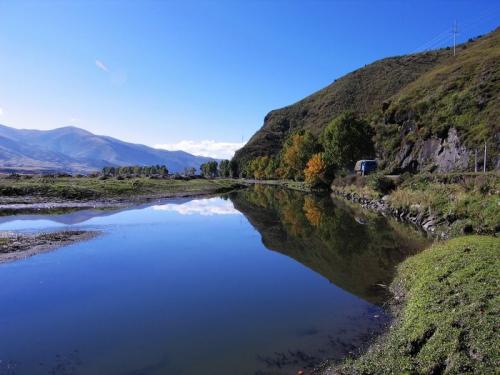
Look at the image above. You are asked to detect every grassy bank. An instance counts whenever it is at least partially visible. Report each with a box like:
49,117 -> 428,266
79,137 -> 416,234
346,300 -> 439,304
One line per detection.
0,175 -> 244,201
331,236 -> 499,374
331,172 -> 500,236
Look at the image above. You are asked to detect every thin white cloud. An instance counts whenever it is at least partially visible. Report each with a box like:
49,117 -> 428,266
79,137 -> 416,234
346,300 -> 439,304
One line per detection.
152,198 -> 240,216
0,107 -> 3,116
155,140 -> 245,159
95,59 -> 109,72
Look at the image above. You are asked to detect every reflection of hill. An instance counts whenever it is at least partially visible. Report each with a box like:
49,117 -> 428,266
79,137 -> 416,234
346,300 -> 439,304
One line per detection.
230,186 -> 430,305
0,198 -> 195,225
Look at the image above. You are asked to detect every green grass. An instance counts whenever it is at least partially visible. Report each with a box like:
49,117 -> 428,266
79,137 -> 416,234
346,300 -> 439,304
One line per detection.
0,176 -> 242,200
337,236 -> 500,374
389,173 -> 500,235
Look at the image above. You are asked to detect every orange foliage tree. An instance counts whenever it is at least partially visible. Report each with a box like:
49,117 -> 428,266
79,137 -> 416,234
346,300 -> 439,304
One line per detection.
304,153 -> 327,186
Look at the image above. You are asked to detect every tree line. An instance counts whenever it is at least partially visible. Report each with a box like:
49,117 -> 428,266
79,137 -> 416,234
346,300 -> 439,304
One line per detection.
199,159 -> 238,178
237,111 -> 374,186
101,165 -> 168,177
100,161 -> 239,179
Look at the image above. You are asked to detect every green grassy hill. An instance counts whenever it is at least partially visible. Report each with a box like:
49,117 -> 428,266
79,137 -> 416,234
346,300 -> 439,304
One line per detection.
234,28 -> 499,174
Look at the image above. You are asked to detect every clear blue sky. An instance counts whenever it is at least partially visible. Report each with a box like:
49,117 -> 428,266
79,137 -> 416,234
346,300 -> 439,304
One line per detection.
0,0 -> 498,157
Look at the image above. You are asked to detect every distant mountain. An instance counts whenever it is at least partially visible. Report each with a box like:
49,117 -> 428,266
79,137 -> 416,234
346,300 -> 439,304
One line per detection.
234,28 -> 499,173
0,124 -> 214,173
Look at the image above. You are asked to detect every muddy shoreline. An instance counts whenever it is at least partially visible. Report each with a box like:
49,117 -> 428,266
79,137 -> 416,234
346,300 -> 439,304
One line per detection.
0,230 -> 101,264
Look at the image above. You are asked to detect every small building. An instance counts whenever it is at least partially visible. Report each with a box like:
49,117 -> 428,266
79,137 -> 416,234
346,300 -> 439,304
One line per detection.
355,160 -> 377,176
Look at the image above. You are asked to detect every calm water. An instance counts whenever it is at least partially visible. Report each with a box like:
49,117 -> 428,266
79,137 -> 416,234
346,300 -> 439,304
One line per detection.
0,186 -> 429,375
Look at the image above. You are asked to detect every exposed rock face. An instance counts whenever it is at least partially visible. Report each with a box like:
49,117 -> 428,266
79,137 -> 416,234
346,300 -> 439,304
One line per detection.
395,128 -> 471,173
434,128 -> 471,172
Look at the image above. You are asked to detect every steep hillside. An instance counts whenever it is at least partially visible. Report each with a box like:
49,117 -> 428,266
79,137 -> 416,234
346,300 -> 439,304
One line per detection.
0,125 -> 214,173
379,29 -> 499,172
234,28 -> 499,173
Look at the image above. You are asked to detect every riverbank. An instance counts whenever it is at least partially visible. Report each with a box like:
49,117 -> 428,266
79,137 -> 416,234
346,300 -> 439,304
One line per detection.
330,173 -> 499,238
321,235 -> 500,374
0,176 -> 246,213
0,230 -> 100,263
312,173 -> 500,374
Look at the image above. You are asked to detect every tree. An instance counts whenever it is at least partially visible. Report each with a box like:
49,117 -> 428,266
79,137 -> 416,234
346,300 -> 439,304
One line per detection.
280,131 -> 318,180
158,165 -> 168,176
253,156 -> 270,179
184,167 -> 196,176
200,161 -> 218,178
321,111 -> 374,170
229,160 -> 239,178
218,160 -> 231,178
304,153 -> 328,186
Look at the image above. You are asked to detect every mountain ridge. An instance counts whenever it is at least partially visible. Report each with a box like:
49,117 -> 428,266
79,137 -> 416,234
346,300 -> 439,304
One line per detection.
0,124 -> 214,173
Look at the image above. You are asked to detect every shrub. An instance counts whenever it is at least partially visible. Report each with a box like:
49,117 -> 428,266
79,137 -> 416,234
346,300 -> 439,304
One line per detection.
368,173 -> 396,195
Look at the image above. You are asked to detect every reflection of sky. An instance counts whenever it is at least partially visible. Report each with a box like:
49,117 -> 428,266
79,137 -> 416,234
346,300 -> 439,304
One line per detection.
0,198 -> 242,231
152,198 -> 240,216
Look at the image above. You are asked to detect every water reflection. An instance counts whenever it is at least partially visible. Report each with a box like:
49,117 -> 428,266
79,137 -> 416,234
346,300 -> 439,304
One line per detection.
229,185 -> 430,304
152,197 -> 239,216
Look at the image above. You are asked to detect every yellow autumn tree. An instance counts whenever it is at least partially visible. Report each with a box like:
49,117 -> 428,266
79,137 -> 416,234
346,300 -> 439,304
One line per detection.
304,153 -> 327,186
280,131 -> 317,180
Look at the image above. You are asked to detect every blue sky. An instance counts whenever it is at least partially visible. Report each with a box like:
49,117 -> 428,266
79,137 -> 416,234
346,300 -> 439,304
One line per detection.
0,0 -> 498,158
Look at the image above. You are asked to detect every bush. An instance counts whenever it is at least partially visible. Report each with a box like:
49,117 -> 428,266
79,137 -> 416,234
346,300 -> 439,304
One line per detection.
368,173 -> 396,195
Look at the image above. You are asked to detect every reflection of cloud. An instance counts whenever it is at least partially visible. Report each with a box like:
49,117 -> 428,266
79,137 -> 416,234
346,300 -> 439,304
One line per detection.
155,140 -> 245,159
95,59 -> 109,72
152,198 -> 240,216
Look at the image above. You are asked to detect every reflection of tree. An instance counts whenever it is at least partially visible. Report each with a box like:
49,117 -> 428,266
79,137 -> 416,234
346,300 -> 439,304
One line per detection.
230,186 -> 430,305
303,196 -> 322,228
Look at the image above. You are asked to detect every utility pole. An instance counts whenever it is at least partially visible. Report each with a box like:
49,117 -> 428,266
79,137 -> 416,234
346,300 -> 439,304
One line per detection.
474,149 -> 478,172
452,20 -> 459,56
483,141 -> 487,173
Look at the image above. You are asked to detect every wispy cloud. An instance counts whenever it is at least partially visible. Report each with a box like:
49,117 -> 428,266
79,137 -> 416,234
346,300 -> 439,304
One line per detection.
152,198 -> 240,216
0,107 -> 3,116
95,59 -> 109,72
155,140 -> 245,159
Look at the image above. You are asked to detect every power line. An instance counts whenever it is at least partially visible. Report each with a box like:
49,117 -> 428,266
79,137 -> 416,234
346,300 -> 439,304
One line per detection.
412,6 -> 500,54
452,20 -> 459,56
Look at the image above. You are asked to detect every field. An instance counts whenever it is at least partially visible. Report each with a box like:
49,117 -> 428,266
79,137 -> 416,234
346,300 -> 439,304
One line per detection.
0,175 -> 244,201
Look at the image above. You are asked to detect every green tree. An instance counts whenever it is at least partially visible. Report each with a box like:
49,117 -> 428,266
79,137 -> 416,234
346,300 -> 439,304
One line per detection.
158,165 -> 168,176
218,160 -> 231,177
229,160 -> 239,178
321,111 -> 374,170
200,161 -> 218,178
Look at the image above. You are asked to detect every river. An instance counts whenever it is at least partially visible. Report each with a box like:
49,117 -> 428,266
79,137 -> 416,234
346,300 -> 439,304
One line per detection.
0,186 -> 429,375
